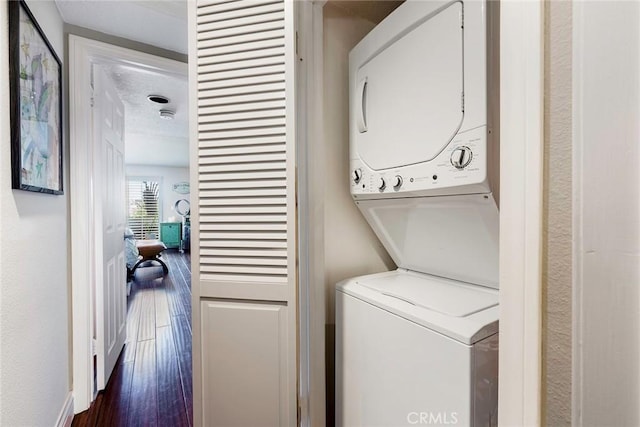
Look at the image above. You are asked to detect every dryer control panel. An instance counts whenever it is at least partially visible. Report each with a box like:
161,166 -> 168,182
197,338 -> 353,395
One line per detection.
350,126 -> 490,199
348,0 -> 493,200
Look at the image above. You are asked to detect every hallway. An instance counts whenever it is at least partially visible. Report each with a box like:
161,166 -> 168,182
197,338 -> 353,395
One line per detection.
73,250 -> 192,426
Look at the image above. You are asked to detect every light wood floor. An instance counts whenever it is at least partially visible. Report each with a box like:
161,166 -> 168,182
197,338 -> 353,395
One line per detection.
72,250 -> 192,427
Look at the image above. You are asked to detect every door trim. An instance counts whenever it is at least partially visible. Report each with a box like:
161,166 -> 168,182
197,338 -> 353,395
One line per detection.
68,35 -> 187,412
296,1 -> 327,425
498,1 -> 544,424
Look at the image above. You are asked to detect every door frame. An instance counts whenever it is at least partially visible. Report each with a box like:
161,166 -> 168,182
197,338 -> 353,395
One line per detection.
498,1 -> 544,424
296,1 -> 327,426
69,35 -> 187,412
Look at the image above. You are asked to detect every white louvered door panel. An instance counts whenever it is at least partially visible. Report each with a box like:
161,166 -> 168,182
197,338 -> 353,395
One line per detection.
190,1 -> 298,426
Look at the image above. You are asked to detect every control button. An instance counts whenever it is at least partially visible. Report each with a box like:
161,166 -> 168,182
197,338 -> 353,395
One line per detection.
353,168 -> 362,184
378,177 -> 386,191
450,146 -> 473,169
393,175 -> 403,189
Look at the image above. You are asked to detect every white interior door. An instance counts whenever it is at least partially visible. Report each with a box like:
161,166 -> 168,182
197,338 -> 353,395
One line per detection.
190,0 -> 298,425
93,66 -> 127,391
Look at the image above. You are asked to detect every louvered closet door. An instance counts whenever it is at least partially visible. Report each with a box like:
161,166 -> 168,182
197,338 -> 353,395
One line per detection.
189,1 -> 298,426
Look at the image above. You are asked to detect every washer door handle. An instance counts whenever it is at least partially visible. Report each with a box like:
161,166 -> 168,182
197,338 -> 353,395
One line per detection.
357,77 -> 368,133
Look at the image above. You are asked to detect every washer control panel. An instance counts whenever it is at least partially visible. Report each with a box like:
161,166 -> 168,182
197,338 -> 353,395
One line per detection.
353,168 -> 363,184
350,126 -> 489,198
377,177 -> 386,191
450,146 -> 473,169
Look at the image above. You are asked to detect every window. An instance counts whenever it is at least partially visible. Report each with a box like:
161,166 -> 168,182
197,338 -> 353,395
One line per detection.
127,178 -> 160,240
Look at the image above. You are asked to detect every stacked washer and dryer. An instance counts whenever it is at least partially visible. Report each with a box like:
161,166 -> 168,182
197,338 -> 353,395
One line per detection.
336,1 -> 499,426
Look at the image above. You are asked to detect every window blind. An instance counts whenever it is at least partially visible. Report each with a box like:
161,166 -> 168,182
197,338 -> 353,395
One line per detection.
126,179 -> 160,240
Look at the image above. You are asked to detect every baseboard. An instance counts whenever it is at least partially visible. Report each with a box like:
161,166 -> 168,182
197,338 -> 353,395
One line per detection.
55,392 -> 74,427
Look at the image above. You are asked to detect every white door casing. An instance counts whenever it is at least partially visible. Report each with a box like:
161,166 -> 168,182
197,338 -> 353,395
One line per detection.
498,1 -> 544,425
296,1 -> 327,425
93,66 -> 127,390
69,35 -> 187,412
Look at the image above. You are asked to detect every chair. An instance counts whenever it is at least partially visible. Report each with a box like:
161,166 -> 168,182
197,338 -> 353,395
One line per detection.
125,228 -> 168,278
131,240 -> 169,275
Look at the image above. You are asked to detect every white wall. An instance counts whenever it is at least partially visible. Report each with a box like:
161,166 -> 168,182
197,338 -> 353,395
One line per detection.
574,2 -> 640,425
126,164 -> 190,223
542,2 -> 572,424
0,0 -> 71,425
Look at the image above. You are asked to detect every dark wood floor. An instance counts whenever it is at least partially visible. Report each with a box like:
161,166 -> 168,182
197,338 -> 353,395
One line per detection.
72,250 -> 192,427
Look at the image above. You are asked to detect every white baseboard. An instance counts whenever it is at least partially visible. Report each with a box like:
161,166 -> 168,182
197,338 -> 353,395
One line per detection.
55,392 -> 74,427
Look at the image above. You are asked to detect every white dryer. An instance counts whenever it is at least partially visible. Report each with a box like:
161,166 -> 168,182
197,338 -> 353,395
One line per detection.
336,0 -> 499,426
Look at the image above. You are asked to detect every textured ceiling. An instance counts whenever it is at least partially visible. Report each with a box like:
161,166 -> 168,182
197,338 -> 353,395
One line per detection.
55,0 -> 188,54
100,63 -> 189,167
53,0 -> 189,167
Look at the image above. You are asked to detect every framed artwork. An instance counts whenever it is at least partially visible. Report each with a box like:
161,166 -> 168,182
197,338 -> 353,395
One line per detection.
9,0 -> 63,195
172,181 -> 190,194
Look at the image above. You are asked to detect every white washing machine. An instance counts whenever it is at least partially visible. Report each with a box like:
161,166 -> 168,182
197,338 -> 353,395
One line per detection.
336,0 -> 499,426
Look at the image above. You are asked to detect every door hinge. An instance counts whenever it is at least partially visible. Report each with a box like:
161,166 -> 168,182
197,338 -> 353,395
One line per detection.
91,338 -> 98,356
90,97 -> 95,107
297,404 -> 301,425
295,31 -> 299,57
461,91 -> 465,112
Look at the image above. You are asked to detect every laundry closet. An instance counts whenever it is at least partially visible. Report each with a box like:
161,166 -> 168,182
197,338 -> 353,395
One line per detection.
189,1 -> 499,425
323,1 -> 500,426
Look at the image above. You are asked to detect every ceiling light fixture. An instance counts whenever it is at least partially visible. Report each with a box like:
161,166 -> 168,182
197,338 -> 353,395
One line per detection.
159,109 -> 175,120
148,94 -> 170,104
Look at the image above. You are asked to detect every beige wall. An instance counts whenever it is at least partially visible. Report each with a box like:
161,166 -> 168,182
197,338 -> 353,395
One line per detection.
0,0 -> 71,424
542,1 -> 573,426
324,3 -> 394,323
322,3 -> 395,326
322,3 -> 396,423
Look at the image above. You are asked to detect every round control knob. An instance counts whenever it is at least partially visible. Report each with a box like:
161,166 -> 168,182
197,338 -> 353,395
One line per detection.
393,175 -> 403,189
378,177 -> 386,191
450,146 -> 473,169
353,168 -> 362,184
451,147 -> 473,169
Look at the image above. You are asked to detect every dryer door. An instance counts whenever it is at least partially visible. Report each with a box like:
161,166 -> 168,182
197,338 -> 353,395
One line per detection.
353,1 -> 464,171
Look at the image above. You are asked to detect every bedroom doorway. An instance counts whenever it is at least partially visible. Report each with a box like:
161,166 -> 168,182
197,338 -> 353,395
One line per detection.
69,35 -> 192,423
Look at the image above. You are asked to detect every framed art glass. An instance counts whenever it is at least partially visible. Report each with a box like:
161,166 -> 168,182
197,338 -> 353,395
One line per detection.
9,0 -> 63,195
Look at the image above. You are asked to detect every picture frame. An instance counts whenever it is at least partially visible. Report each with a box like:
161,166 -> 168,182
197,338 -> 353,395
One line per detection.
9,0 -> 63,195
172,181 -> 190,194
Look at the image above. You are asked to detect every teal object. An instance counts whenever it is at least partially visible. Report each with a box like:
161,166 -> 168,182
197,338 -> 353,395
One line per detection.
160,222 -> 181,249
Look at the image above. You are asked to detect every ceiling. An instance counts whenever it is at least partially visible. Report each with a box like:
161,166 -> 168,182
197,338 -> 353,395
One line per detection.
55,0 -> 188,54
101,63 -> 189,167
54,0 -> 402,168
55,0 -> 189,167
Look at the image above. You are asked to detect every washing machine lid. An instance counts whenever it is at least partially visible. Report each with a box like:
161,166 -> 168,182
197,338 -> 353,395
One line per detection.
356,193 -> 499,288
337,269 -> 499,344
352,1 -> 464,171
360,273 -> 497,317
